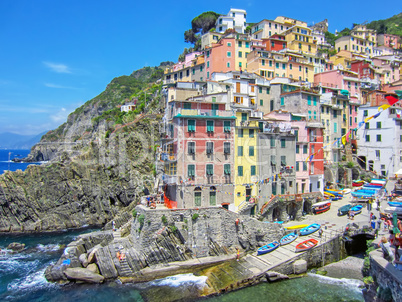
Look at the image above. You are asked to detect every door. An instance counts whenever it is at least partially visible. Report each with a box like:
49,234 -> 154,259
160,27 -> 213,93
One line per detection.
211,104 -> 219,116
246,188 -> 252,202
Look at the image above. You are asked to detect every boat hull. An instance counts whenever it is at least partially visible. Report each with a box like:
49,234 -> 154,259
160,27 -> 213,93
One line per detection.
295,239 -> 318,252
257,241 -> 280,255
300,223 -> 321,236
280,233 -> 298,246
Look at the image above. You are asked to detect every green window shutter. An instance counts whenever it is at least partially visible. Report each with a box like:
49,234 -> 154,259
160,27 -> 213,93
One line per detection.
224,142 -> 230,154
313,96 -> 317,106
270,137 -> 275,147
194,192 -> 201,206
281,156 -> 286,166
307,95 -> 311,105
295,130 -> 298,142
209,191 -> 216,205
259,122 -> 263,132
238,129 -> 243,137
296,145 -> 299,153
281,97 -> 284,105
303,145 -> 308,154
242,113 -> 247,121
224,164 -> 231,175
188,164 -> 195,177
271,155 -> 276,166
266,87 -> 270,94
207,121 -> 214,132
296,161 -> 300,171
249,146 -> 254,156
281,138 -> 286,148
188,120 -> 195,132
249,129 -> 254,138
184,103 -> 191,109
238,166 -> 243,176
272,183 -> 276,195
224,121 -> 231,132
303,162 -> 308,171
206,164 -> 213,175
251,165 -> 256,176
260,99 -> 263,106
238,146 -> 243,156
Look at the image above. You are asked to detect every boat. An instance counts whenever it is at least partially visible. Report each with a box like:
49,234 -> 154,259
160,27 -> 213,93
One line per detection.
295,238 -> 318,252
331,196 -> 342,201
350,205 -> 363,215
371,178 -> 387,185
324,189 -> 343,197
351,189 -> 376,198
312,201 -> 331,214
300,223 -> 321,236
257,241 -> 280,255
389,202 -> 402,207
285,224 -> 309,230
352,181 -> 365,187
342,189 -> 352,195
338,204 -> 353,216
280,233 -> 298,246
384,206 -> 402,215
324,191 -> 335,197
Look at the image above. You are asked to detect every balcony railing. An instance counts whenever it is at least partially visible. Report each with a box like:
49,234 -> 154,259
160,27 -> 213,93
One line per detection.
162,175 -> 177,184
174,108 -> 235,118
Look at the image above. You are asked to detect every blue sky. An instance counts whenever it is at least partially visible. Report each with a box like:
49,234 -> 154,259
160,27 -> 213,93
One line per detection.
0,0 -> 399,135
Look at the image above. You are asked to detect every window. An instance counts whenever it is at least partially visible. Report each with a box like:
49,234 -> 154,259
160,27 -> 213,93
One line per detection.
282,63 -> 286,70
188,142 -> 195,154
281,156 -> 286,166
281,138 -> 286,148
206,164 -> 213,176
188,120 -> 195,132
311,162 -> 314,174
251,165 -> 256,176
262,59 -> 265,66
227,42 -> 231,47
207,121 -> 214,132
363,110 -> 368,117
296,145 -> 300,153
224,142 -> 230,154
303,145 -> 308,154
296,162 -> 299,171
188,164 -> 195,177
238,41 -> 242,47
280,97 -> 284,105
238,166 -> 243,176
249,146 -> 254,157
365,123 -> 369,129
206,142 -> 213,154
376,150 -> 380,159
365,135 -> 370,142
207,61 -> 210,68
272,183 -> 277,195
260,99 -> 263,106
276,63 -> 279,69
242,113 -> 247,121
334,122 -> 338,133
271,155 -> 276,166
245,42 -> 249,48
307,95 -> 311,105
207,71 -> 210,78
238,51 -> 242,58
184,103 -> 191,109
210,191 -> 216,206
194,192 -> 201,206
299,66 -> 302,72
377,122 -> 381,129
249,129 -> 254,138
270,136 -> 275,147
377,134 -> 381,142
224,164 -> 231,175
227,51 -> 231,57
224,121 -> 231,132
313,97 -> 317,106
303,162 -> 308,171
295,130 -> 299,142
289,63 -> 292,70
238,129 -> 243,137
238,146 -> 243,156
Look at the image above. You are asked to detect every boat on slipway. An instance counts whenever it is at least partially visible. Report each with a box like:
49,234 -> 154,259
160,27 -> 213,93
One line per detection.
312,201 -> 331,214
300,223 -> 321,236
257,241 -> 280,255
295,239 -> 318,252
350,205 -> 363,215
280,233 -> 298,246
285,224 -> 309,230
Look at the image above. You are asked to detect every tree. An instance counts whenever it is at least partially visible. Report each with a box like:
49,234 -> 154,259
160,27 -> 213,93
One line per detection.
191,11 -> 220,34
184,29 -> 199,44
324,31 -> 336,46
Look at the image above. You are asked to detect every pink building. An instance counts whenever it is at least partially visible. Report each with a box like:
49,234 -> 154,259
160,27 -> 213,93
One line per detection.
205,37 -> 236,80
377,34 -> 402,50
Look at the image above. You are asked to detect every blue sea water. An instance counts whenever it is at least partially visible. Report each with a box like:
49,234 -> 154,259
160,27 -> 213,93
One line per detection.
0,149 -> 41,174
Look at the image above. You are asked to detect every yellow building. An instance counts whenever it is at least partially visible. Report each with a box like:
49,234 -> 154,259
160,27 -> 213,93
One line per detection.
234,110 -> 259,212
235,34 -> 251,71
335,25 -> 377,57
283,25 -> 317,54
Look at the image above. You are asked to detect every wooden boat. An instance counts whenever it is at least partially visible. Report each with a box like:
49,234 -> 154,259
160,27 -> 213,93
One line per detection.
324,189 -> 343,197
295,238 -> 318,252
257,241 -> 280,255
300,223 -> 321,236
388,202 -> 402,207
350,205 -> 363,215
338,204 -> 352,216
324,191 -> 335,197
285,224 -> 309,230
331,196 -> 342,201
280,233 -> 298,246
312,201 -> 331,214
342,189 -> 352,195
352,181 -> 364,187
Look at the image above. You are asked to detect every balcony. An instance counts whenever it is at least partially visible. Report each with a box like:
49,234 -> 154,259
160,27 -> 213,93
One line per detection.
160,153 -> 177,162
174,108 -> 235,118
162,175 -> 177,184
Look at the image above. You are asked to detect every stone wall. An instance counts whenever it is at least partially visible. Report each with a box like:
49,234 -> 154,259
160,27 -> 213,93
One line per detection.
368,249 -> 402,302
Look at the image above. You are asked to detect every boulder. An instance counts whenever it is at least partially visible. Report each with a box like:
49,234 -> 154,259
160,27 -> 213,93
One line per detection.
7,242 -> 25,252
265,271 -> 289,282
87,248 -> 98,264
64,267 -> 104,283
87,263 -> 100,274
79,253 -> 89,268
293,259 -> 307,274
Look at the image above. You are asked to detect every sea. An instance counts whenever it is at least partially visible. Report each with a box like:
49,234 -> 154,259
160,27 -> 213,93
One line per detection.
0,150 -> 365,302
0,149 -> 42,175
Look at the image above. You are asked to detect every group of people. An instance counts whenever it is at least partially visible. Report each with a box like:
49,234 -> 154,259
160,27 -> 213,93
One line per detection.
379,230 -> 402,270
145,192 -> 164,209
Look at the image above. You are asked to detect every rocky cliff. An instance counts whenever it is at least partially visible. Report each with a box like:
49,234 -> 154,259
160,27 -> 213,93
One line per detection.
0,64 -> 168,233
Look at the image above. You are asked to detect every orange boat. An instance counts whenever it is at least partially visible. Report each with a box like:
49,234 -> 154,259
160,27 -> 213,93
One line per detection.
295,238 -> 318,252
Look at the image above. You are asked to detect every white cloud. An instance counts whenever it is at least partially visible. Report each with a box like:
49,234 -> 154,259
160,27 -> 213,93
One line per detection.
44,82 -> 78,89
43,61 -> 72,74
50,107 -> 68,122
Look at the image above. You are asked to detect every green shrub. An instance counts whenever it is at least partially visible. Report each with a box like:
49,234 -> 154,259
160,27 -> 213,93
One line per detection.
170,225 -> 178,233
138,214 -> 145,227
132,209 -> 137,218
105,130 -> 111,139
192,213 -> 199,221
347,161 -> 355,168
161,215 -> 167,224
363,276 -> 374,285
184,218 -> 188,224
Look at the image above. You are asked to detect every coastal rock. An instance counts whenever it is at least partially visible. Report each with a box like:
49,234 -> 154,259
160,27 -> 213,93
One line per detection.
293,259 -> 307,274
7,242 -> 25,252
79,253 -> 89,268
87,263 -> 100,274
64,267 -> 105,283
265,271 -> 289,282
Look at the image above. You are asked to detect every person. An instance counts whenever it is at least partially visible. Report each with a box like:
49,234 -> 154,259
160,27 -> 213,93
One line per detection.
367,198 -> 373,211
112,220 -> 116,232
395,233 -> 402,260
318,228 -> 323,238
236,247 -> 240,261
348,210 -> 354,220
379,237 -> 394,262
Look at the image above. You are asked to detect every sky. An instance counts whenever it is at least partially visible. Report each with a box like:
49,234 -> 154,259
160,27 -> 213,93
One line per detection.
0,0 -> 400,135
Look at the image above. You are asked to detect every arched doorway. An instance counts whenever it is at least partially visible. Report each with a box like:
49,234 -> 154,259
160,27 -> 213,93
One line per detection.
272,207 -> 281,221
303,200 -> 312,215
209,186 -> 216,206
287,202 -> 297,220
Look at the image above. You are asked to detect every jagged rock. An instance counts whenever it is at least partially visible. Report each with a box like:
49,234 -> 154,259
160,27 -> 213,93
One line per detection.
87,263 -> 100,274
64,267 -> 104,283
293,259 -> 307,274
265,271 -> 289,282
79,253 -> 89,268
87,248 -> 98,264
7,242 -> 25,252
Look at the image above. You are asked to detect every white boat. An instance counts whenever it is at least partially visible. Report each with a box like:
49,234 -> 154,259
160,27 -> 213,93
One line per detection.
384,206 -> 402,215
342,189 -> 352,194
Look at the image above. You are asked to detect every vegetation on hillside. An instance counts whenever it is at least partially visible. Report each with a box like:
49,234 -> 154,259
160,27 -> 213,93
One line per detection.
367,13 -> 402,36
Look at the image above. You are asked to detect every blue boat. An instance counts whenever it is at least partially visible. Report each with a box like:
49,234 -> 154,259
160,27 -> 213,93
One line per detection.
257,241 -> 280,255
350,205 -> 363,215
388,202 -> 402,207
280,233 -> 298,246
300,223 -> 321,236
351,189 -> 376,198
